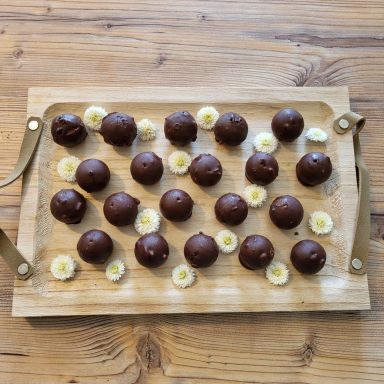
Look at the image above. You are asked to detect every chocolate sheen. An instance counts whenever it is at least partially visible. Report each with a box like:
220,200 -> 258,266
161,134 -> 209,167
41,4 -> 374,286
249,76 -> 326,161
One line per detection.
51,113 -> 87,148
290,239 -> 326,274
134,233 -> 169,268
189,154 -> 222,187
214,112 -> 248,146
245,153 -> 279,186
103,192 -> 140,226
296,152 -> 332,186
130,151 -> 164,185
271,108 -> 304,142
100,112 -> 137,146
184,232 -> 219,268
239,235 -> 275,270
160,189 -> 194,222
215,193 -> 248,226
269,195 -> 304,230
50,188 -> 86,224
77,229 -> 113,264
75,159 -> 110,192
164,111 -> 197,146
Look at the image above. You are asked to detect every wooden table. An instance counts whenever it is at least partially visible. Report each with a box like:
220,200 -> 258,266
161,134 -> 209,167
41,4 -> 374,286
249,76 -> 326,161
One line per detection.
0,1 -> 383,382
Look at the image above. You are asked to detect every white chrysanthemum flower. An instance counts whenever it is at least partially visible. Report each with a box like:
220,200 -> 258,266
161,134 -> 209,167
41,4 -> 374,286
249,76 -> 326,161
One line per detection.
253,132 -> 278,154
305,128 -> 328,143
215,230 -> 239,254
83,106 -> 108,131
57,156 -> 81,182
196,106 -> 219,130
308,211 -> 333,235
106,259 -> 125,282
134,208 -> 161,235
50,255 -> 76,281
265,261 -> 289,286
172,264 -> 196,288
242,185 -> 267,208
168,151 -> 192,175
137,118 -> 157,141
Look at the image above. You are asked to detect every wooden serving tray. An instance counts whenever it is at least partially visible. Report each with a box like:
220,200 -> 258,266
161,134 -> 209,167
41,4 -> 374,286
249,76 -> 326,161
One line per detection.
13,87 -> 370,317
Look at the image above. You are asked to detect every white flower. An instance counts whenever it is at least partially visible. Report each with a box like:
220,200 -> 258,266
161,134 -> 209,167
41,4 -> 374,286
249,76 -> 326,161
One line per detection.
134,208 -> 161,235
50,255 -> 76,281
242,185 -> 267,208
265,261 -> 289,286
215,230 -> 239,254
137,118 -> 157,141
83,106 -> 108,131
57,156 -> 81,182
308,211 -> 333,235
253,132 -> 278,154
305,128 -> 328,143
172,264 -> 196,288
196,106 -> 219,130
168,151 -> 192,175
106,259 -> 125,282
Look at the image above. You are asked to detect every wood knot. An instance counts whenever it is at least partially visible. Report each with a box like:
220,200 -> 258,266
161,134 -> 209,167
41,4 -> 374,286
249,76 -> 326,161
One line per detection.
137,334 -> 162,372
46,6 -> 52,13
156,53 -> 167,67
301,337 -> 316,366
197,13 -> 208,21
13,48 -> 23,59
0,29 -> 5,35
105,23 -> 113,29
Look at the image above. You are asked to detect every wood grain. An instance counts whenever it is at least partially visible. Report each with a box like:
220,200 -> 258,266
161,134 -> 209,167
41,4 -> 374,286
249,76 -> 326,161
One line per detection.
0,0 -> 383,382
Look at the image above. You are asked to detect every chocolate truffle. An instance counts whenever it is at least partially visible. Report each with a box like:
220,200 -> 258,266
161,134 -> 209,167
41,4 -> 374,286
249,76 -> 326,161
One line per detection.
100,112 -> 137,146
77,229 -> 113,264
75,159 -> 110,192
164,111 -> 197,146
215,193 -> 248,226
50,188 -> 86,224
214,112 -> 248,146
269,195 -> 304,230
189,154 -> 222,187
103,192 -> 140,226
51,113 -> 87,148
130,151 -> 164,185
239,235 -> 274,270
271,108 -> 304,142
134,233 -> 169,268
160,189 -> 194,222
245,153 -> 279,186
290,239 -> 326,274
184,232 -> 219,268
296,152 -> 332,186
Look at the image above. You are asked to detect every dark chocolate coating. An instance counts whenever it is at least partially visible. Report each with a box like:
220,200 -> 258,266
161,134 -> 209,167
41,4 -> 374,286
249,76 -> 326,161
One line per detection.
130,151 -> 164,185
160,189 -> 194,222
184,232 -> 219,268
77,229 -> 113,264
271,108 -> 304,142
215,193 -> 248,226
50,188 -> 86,224
245,153 -> 279,186
164,111 -> 197,146
134,233 -> 169,268
75,159 -> 110,192
189,154 -> 222,187
100,112 -> 137,146
290,239 -> 326,274
51,114 -> 87,148
269,195 -> 304,230
239,235 -> 274,270
103,192 -> 140,226
213,112 -> 248,146
296,152 -> 332,186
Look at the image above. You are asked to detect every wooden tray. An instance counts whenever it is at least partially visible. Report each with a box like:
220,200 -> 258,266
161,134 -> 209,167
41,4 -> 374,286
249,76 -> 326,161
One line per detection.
13,87 -> 370,317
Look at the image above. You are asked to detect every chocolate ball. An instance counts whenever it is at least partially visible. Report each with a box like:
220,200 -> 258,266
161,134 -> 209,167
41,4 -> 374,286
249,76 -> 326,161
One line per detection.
214,112 -> 248,146
75,159 -> 110,192
160,189 -> 194,222
269,195 -> 304,230
239,235 -> 274,270
100,112 -> 137,146
164,111 -> 197,146
291,240 -> 326,274
103,192 -> 140,226
245,153 -> 279,186
50,188 -> 86,224
184,232 -> 219,268
77,229 -> 113,264
51,113 -> 87,148
215,193 -> 248,226
271,108 -> 304,142
130,151 -> 164,185
296,152 -> 333,186
189,154 -> 222,187
134,233 -> 169,268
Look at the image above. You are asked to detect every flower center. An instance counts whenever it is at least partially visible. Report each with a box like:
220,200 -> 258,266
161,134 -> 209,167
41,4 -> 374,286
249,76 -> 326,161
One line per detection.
64,163 -> 75,173
316,219 -> 325,228
90,112 -> 100,123
176,157 -> 186,167
141,216 -> 151,225
261,138 -> 271,146
251,191 -> 260,200
223,236 -> 232,245
272,268 -> 282,277
203,114 -> 213,123
178,270 -> 187,279
58,262 -> 68,273
110,265 -> 119,274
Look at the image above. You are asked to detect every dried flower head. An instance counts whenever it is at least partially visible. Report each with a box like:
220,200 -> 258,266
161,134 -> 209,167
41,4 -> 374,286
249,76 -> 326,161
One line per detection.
106,259 -> 125,282
172,264 -> 196,288
253,132 -> 278,154
168,151 -> 192,175
134,208 -> 161,235
308,211 -> 333,235
305,128 -> 328,143
57,156 -> 81,182
242,185 -> 268,208
137,118 -> 157,141
196,106 -> 220,130
83,106 -> 108,131
50,255 -> 76,281
215,229 -> 239,254
265,261 -> 289,286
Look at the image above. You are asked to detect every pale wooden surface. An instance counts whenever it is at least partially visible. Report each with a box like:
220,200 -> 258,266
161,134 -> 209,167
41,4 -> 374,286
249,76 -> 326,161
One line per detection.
0,0 -> 383,382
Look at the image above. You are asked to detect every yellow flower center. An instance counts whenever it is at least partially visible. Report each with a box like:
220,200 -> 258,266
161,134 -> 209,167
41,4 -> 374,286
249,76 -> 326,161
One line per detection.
203,113 -> 213,123
178,270 -> 187,279
272,268 -> 282,277
58,262 -> 68,273
251,191 -> 260,200
64,163 -> 75,173
110,265 -> 119,274
261,138 -> 271,146
176,157 -> 186,167
316,219 -> 325,228
141,215 -> 151,225
223,236 -> 232,245
90,112 -> 100,123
